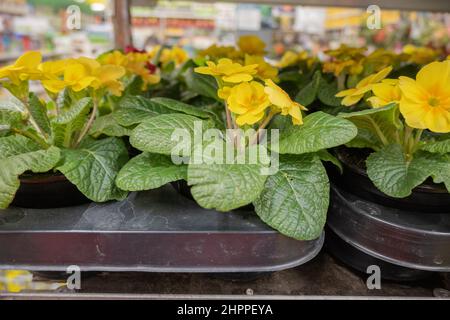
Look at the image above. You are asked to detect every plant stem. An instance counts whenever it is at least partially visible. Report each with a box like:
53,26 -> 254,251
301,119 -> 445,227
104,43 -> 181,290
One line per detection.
20,96 -> 47,140
74,93 -> 98,147
12,128 -> 49,149
337,73 -> 346,91
250,111 -> 276,145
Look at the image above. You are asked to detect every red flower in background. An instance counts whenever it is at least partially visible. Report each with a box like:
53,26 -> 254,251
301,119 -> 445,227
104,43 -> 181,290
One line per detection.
125,45 -> 146,54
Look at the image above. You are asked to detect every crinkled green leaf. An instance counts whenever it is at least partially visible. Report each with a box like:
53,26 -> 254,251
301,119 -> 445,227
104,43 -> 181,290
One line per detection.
188,144 -> 269,211
295,71 -> 321,107
184,69 -> 219,101
0,135 -> 60,208
116,152 -> 187,191
150,97 -> 215,120
114,95 -> 173,127
421,139 -> 450,154
90,114 -> 131,138
28,93 -> 51,136
315,149 -> 343,172
339,103 -> 402,150
52,97 -> 92,125
254,154 -> 329,240
273,111 -> 357,154
56,137 -> 128,202
366,144 -> 447,198
317,80 -> 342,107
130,113 -> 212,155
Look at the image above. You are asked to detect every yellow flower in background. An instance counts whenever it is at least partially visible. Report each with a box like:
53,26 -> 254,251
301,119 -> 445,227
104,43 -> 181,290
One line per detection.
245,55 -> 279,82
195,58 -> 258,83
277,50 -> 309,68
367,79 -> 402,108
198,44 -> 241,60
224,81 -> 270,126
399,60 -> 450,133
402,45 -> 440,65
0,51 -> 42,84
264,79 -> 307,125
325,45 -> 366,59
125,52 -> 160,89
237,35 -> 266,56
160,46 -> 189,66
336,66 -> 393,106
323,59 -> 363,76
98,50 -> 128,67
365,48 -> 398,71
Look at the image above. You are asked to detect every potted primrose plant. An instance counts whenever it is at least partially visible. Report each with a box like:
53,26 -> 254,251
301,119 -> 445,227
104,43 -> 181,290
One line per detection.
0,51 -> 133,208
332,59 -> 450,213
115,39 -> 358,241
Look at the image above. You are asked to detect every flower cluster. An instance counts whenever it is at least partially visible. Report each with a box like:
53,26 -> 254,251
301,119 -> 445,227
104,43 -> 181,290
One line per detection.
195,36 -> 304,128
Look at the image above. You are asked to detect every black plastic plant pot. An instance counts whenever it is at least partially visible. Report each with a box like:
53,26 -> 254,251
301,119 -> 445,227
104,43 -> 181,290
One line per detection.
325,227 -> 431,282
327,185 -> 450,281
11,173 -> 90,209
171,180 -> 255,211
327,147 -> 450,214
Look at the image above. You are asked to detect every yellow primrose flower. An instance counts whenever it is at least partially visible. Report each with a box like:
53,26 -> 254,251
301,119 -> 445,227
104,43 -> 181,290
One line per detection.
0,51 -> 42,85
335,66 -> 393,106
402,45 -> 440,65
264,79 -> 307,125
399,60 -> 450,133
195,58 -> 258,83
42,63 -> 97,93
38,59 -> 77,80
245,55 -> 278,82
237,35 -> 266,56
42,57 -> 126,96
367,79 -> 402,108
223,81 -> 270,126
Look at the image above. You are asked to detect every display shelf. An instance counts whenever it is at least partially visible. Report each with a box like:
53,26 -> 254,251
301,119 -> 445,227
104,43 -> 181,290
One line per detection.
0,185 -> 323,273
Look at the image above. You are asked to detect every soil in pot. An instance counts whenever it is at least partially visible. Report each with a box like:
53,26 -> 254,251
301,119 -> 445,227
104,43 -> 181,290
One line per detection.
11,172 -> 90,209
171,180 -> 255,212
327,147 -> 450,213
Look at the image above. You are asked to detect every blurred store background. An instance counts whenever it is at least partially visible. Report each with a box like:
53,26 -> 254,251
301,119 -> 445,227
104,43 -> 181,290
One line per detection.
0,0 -> 449,102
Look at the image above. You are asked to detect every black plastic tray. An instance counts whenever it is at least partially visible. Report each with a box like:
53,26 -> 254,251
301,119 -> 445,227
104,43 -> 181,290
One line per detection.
328,185 -> 450,272
0,185 -> 323,273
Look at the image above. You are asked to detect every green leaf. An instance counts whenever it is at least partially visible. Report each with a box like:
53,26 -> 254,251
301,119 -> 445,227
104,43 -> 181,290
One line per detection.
114,95 -> 173,127
130,113 -> 212,155
431,155 -> 450,191
315,149 -> 343,172
0,109 -> 22,130
187,145 -> 269,211
51,113 -> 87,148
421,139 -> 450,154
52,97 -> 92,125
0,96 -> 25,113
150,97 -> 214,120
0,135 -> 60,208
116,152 -> 187,191
90,114 -> 131,138
29,93 -> 51,136
295,71 -> 321,107
317,80 -> 342,107
366,144 -> 444,198
339,103 -> 402,150
56,137 -> 128,202
184,69 -> 219,101
273,111 -> 357,154
254,154 -> 329,240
